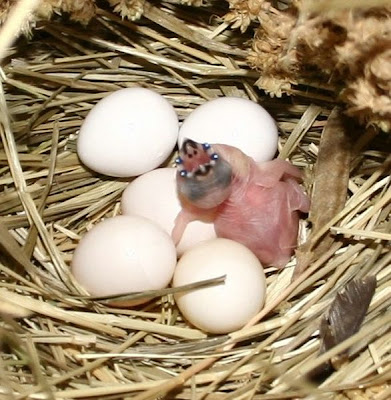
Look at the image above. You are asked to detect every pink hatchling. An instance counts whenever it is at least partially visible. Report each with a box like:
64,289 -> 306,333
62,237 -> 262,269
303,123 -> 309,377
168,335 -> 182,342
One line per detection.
172,139 -> 310,268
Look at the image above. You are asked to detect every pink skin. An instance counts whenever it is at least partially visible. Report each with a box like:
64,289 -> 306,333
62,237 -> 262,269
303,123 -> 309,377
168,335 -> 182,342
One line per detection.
173,141 -> 310,268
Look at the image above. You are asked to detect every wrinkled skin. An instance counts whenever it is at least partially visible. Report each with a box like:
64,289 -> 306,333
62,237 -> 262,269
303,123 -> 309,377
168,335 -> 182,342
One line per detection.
173,140 -> 310,268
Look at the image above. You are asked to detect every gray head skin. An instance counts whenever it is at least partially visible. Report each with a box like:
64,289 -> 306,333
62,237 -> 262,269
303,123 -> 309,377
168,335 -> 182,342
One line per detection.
176,139 -> 233,209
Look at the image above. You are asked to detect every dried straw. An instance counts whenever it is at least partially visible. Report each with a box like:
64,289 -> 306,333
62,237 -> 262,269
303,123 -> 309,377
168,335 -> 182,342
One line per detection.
0,1 -> 390,399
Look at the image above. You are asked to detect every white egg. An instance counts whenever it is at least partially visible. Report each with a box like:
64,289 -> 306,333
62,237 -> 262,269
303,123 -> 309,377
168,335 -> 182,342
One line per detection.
71,215 -> 177,306
178,97 -> 278,162
173,238 -> 266,334
77,87 -> 178,177
121,168 -> 216,256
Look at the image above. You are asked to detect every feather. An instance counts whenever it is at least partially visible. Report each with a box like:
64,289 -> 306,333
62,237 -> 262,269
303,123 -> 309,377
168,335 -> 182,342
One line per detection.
310,276 -> 377,380
295,107 -> 352,277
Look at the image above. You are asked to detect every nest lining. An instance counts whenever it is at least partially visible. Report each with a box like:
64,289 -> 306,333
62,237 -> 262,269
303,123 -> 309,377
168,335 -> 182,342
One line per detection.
0,1 -> 390,399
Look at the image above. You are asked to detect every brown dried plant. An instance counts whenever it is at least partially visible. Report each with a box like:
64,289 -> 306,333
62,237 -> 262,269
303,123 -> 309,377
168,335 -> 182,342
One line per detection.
0,0 -> 147,27
234,0 -> 391,130
0,0 -> 96,26
107,0 -> 145,20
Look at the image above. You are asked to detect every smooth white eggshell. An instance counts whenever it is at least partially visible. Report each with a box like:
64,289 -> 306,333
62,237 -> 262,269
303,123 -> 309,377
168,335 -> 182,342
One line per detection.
178,97 -> 278,162
173,238 -> 266,334
71,215 -> 177,304
121,168 -> 216,256
77,87 -> 178,177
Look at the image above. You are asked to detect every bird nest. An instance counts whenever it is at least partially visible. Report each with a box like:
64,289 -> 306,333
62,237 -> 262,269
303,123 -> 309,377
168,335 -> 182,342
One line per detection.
0,1 -> 390,399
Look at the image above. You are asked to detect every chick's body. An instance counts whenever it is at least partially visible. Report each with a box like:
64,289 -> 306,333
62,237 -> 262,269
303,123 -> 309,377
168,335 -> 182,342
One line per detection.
174,141 -> 310,268
213,154 -> 309,267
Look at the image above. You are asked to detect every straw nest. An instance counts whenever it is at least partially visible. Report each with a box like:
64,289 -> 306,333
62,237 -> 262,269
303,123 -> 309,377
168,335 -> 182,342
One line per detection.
0,1 -> 390,399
